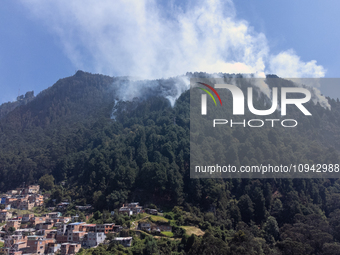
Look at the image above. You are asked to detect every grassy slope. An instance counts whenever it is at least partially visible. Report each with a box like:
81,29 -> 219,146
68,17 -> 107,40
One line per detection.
181,226 -> 205,236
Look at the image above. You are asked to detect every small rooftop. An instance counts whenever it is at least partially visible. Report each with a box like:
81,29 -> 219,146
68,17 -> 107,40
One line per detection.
114,237 -> 133,240
68,222 -> 85,225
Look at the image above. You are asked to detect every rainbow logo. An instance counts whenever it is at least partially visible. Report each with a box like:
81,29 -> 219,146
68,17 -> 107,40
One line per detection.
195,82 -> 222,106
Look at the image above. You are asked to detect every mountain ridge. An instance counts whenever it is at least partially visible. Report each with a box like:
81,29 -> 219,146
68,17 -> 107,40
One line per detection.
2,72 -> 340,253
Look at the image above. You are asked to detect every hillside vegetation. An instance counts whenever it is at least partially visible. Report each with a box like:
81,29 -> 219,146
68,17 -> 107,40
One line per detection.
1,71 -> 340,254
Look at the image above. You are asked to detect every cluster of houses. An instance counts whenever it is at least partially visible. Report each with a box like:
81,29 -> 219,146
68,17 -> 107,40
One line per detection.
0,201 -> 146,255
0,186 -> 43,211
0,193 -> 169,255
0,211 -> 128,255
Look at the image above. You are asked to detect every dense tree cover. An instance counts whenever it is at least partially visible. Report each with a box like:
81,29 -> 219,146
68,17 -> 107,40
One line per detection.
1,71 -> 340,253
0,91 -> 35,120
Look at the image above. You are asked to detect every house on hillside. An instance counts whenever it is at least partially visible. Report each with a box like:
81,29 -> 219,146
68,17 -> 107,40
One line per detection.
5,220 -> 21,231
0,197 -> 6,205
0,210 -> 12,222
47,243 -> 61,254
26,185 -> 40,194
22,214 -> 34,222
138,222 -> 151,231
95,223 -> 115,234
60,243 -> 81,255
119,202 -> 143,215
82,232 -> 106,247
57,202 -> 70,210
26,236 -> 55,254
145,208 -> 158,215
155,225 -> 172,232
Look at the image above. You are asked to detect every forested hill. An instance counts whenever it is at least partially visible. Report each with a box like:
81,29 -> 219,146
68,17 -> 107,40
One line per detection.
2,71 -> 340,253
0,90 -> 35,120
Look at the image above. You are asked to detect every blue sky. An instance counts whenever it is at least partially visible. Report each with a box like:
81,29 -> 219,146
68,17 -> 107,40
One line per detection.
234,0 -> 340,77
1,0 -> 340,104
0,1 -> 74,103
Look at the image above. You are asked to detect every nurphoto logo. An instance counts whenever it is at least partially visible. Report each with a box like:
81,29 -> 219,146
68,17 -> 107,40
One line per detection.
190,78 -> 339,179
194,80 -> 312,128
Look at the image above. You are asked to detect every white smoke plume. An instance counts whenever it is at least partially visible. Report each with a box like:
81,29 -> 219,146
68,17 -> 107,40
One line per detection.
112,76 -> 189,107
285,78 -> 330,109
21,0 -> 328,106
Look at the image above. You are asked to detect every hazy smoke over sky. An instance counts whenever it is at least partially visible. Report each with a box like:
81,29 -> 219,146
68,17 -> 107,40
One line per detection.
22,0 -> 326,79
21,0 -> 330,109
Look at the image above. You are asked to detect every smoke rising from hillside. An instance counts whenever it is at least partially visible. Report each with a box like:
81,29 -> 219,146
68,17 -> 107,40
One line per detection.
22,0 -> 328,106
112,76 -> 189,107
